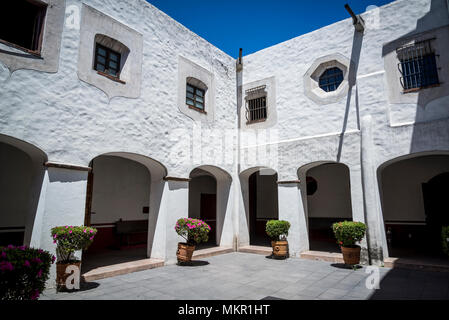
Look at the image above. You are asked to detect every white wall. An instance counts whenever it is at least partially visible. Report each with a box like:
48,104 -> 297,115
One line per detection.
307,164 -> 352,219
91,155 -> 151,224
379,155 -> 449,222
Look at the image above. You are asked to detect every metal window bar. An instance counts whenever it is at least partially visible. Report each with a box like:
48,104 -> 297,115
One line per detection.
397,39 -> 439,91
246,96 -> 267,122
245,85 -> 267,122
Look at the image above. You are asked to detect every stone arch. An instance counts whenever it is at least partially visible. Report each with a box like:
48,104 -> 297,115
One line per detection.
297,161 -> 353,252
239,167 -> 278,246
377,151 -> 449,259
0,134 -> 48,246
188,165 -> 232,247
82,151 -> 167,271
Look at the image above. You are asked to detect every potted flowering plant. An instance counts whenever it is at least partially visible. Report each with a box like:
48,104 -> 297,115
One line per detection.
266,220 -> 291,259
0,245 -> 55,300
51,226 -> 97,291
332,221 -> 366,265
174,218 -> 211,263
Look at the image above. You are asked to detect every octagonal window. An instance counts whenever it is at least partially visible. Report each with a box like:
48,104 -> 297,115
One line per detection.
319,67 -> 344,92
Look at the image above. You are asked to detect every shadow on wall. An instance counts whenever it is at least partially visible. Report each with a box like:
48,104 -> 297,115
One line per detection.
337,20 -> 364,162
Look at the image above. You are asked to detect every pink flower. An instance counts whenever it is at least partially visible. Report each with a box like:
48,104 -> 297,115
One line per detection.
69,230 -> 72,234
30,290 -> 40,300
1,251 -> 6,258
90,229 -> 94,233
51,256 -> 56,263
83,229 -> 87,233
89,236 -> 94,241
24,260 -> 31,267
37,269 -> 43,278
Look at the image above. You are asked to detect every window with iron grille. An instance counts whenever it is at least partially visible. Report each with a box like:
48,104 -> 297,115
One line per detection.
94,44 -> 121,78
319,67 -> 344,92
397,39 -> 439,91
186,84 -> 205,111
245,85 -> 267,123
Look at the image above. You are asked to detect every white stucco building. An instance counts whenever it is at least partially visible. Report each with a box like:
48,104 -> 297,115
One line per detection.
1,0 -> 449,285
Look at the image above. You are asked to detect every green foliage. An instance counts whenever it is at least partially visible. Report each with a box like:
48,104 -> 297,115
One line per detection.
332,221 -> 366,248
51,226 -> 97,263
442,226 -> 449,256
266,220 -> 291,241
175,218 -> 211,245
0,245 -> 55,300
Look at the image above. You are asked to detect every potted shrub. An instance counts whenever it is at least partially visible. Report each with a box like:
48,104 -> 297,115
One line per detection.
0,245 -> 55,300
442,226 -> 449,257
51,226 -> 97,291
266,220 -> 291,259
174,218 -> 211,263
332,221 -> 367,265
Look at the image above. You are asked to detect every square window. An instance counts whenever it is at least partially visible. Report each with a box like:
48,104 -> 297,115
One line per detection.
397,40 -> 439,91
186,84 -> 206,111
94,44 -> 122,79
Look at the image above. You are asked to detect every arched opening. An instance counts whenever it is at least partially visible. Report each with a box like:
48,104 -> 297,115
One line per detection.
378,152 -> 449,262
241,167 -> 279,247
298,161 -> 353,253
0,134 -> 47,247
82,152 -> 166,274
188,165 -> 232,249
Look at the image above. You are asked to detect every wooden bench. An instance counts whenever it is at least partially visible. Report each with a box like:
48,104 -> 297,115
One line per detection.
115,220 -> 148,247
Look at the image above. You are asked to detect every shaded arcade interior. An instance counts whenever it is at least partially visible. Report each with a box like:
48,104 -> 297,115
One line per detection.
0,136 -> 47,247
378,153 -> 449,263
247,169 -> 279,247
299,162 -> 353,253
82,153 -> 165,274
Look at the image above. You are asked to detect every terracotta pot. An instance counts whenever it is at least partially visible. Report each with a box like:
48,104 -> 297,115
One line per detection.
176,242 -> 195,262
56,261 -> 81,291
341,245 -> 361,265
271,240 -> 289,258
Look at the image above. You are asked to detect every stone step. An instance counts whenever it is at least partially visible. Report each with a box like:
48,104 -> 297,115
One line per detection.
384,257 -> 449,273
81,258 -> 164,282
238,245 -> 272,256
193,246 -> 234,259
300,250 -> 344,263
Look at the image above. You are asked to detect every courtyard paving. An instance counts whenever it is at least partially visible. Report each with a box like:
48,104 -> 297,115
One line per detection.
40,252 -> 449,300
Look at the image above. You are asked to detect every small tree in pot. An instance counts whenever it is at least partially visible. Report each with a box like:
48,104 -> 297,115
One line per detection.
174,218 -> 210,263
51,226 -> 97,291
332,221 -> 366,265
266,220 -> 291,259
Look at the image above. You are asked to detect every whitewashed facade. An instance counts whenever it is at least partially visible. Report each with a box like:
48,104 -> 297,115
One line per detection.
1,0 -> 449,286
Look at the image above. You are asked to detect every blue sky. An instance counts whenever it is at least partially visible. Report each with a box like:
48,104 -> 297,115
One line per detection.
146,0 -> 395,58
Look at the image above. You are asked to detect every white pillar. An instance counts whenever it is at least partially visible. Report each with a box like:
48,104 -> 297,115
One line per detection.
277,181 -> 309,257
151,178 -> 189,264
33,166 -> 89,287
361,115 -> 386,265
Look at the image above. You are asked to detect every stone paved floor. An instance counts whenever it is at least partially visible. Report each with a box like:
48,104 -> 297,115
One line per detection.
40,252 -> 449,300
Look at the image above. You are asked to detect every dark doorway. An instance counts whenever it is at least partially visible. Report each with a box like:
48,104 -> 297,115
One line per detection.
248,170 -> 279,246
189,168 -> 218,249
422,172 -> 449,254
200,193 -> 217,246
